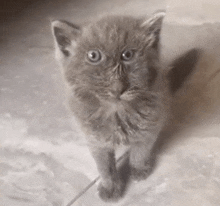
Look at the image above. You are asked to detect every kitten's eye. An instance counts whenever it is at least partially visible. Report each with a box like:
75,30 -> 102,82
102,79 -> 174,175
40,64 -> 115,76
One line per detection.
87,50 -> 102,63
121,50 -> 134,61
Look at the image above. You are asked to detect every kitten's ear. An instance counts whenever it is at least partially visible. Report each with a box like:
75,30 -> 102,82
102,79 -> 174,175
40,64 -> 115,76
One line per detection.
51,20 -> 80,58
142,11 -> 166,49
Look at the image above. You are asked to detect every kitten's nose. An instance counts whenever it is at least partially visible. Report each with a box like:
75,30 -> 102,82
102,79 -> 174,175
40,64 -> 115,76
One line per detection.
110,79 -> 127,99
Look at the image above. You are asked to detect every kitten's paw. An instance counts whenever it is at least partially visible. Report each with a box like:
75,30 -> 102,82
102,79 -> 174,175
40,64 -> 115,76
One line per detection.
97,180 -> 123,202
130,166 -> 152,182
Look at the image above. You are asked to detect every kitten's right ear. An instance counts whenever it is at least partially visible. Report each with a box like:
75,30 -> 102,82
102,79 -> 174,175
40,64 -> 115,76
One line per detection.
141,10 -> 166,49
51,20 -> 80,58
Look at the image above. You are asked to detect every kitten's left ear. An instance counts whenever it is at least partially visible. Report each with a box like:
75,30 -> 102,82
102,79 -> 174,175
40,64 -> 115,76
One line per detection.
51,20 -> 81,59
142,10 -> 166,49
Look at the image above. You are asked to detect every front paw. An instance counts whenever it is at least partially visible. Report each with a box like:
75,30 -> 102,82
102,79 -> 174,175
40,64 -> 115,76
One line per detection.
130,166 -> 152,182
98,180 -> 123,202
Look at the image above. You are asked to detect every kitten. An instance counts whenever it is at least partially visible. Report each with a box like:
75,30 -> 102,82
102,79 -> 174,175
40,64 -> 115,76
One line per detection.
51,11 -> 169,201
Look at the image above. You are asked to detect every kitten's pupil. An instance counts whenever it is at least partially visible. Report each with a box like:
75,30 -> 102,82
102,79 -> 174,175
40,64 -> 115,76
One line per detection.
87,50 -> 102,63
121,50 -> 133,61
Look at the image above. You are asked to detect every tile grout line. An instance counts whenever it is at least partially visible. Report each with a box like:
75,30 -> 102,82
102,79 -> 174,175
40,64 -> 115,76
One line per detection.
66,151 -> 129,206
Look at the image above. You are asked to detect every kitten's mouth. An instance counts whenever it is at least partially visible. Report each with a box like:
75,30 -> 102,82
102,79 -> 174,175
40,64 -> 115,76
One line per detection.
120,90 -> 141,101
107,88 -> 156,103
108,89 -> 138,102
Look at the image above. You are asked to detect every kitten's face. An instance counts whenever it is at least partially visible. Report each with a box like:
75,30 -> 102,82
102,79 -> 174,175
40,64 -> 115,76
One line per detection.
52,13 -> 165,103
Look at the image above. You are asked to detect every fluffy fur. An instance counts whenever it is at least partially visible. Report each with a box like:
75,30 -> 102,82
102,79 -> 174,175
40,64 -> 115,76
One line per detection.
52,12 -> 170,201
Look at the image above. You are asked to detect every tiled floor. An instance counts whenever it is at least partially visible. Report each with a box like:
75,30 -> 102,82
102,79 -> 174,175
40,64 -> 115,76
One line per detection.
1,0 -> 220,205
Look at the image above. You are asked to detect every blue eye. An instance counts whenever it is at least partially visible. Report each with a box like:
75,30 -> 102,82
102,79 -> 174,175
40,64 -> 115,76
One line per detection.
87,50 -> 102,63
121,50 -> 134,61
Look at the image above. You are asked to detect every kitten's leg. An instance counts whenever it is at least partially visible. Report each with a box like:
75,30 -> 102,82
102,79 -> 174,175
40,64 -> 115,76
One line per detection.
89,146 -> 123,201
129,140 -> 156,181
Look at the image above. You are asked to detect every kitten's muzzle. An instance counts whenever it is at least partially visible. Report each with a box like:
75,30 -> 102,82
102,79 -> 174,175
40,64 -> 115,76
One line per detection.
109,64 -> 129,99
110,79 -> 128,99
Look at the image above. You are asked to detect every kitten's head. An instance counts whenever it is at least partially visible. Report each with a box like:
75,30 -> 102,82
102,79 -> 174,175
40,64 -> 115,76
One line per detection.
52,12 -> 165,101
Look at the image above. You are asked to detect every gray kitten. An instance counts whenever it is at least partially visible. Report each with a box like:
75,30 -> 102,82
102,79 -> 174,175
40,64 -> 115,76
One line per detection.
52,11 -> 170,201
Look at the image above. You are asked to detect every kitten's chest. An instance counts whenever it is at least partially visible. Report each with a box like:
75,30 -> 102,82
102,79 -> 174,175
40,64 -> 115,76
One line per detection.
84,98 -> 164,145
